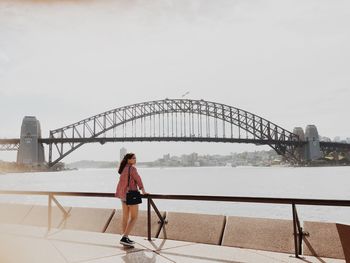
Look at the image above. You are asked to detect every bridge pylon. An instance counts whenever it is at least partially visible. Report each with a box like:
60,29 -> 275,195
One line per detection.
305,125 -> 323,161
292,125 -> 323,163
17,116 -> 45,165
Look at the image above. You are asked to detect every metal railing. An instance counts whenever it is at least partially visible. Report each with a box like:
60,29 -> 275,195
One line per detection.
144,194 -> 350,258
0,191 -> 114,230
1,190 -> 349,259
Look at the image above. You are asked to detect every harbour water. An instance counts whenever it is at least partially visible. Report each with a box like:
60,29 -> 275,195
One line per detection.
0,166 -> 349,224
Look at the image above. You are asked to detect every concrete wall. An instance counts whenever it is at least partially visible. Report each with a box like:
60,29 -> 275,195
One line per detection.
21,205 -> 71,228
61,207 -> 115,232
222,216 -> 295,254
104,210 -> 165,238
303,221 -> 349,260
336,223 -> 350,262
158,212 -> 226,245
0,203 -> 33,224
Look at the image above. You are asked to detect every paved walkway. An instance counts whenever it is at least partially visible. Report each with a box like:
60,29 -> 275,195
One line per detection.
0,223 -> 345,263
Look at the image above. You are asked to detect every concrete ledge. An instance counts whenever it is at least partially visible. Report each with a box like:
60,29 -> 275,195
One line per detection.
303,221 -> 346,259
159,212 -> 225,245
0,203 -> 33,224
222,216 -> 294,254
104,210 -> 165,238
21,205 -> 71,228
62,207 -> 115,233
336,224 -> 350,262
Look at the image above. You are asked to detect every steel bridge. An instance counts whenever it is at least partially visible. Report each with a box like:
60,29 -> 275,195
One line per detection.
0,139 -> 20,151
1,99 -> 349,166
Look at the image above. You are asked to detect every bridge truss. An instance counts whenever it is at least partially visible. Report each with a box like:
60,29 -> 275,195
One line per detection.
0,139 -> 20,151
47,99 -> 302,166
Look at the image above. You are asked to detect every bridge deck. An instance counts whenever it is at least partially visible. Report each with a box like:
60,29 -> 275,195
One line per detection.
0,139 -> 20,144
2,137 -> 350,148
0,223 -> 344,263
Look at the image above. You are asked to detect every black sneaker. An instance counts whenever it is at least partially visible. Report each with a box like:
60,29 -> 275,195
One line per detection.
120,236 -> 134,247
125,237 -> 135,244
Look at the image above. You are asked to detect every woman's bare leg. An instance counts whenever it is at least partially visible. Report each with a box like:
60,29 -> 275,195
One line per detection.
124,204 -> 139,236
121,202 -> 129,234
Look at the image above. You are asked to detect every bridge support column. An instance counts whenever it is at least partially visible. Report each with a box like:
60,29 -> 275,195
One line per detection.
17,116 -> 45,165
304,125 -> 322,161
293,127 -> 307,162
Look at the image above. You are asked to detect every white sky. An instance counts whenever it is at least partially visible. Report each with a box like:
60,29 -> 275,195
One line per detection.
0,0 -> 349,162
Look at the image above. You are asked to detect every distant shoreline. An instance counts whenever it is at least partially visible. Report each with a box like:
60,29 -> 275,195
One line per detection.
1,162 -> 349,175
1,148 -> 349,173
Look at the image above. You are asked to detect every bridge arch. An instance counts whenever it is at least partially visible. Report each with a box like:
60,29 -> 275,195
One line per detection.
48,99 -> 300,166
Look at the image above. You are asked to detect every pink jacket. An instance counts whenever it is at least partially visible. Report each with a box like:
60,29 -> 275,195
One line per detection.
115,164 -> 144,200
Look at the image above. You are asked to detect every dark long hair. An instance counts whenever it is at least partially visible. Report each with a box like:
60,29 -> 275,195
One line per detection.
118,153 -> 135,174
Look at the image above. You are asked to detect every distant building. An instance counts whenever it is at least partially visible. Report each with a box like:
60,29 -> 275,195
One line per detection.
194,161 -> 200,167
120,147 -> 127,161
163,154 -> 170,161
320,136 -> 331,142
347,138 -> 350,144
181,154 -> 191,166
178,153 -> 199,166
189,153 -> 198,163
334,136 -> 341,142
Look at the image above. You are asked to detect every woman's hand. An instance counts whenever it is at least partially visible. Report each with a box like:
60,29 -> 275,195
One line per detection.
141,189 -> 149,195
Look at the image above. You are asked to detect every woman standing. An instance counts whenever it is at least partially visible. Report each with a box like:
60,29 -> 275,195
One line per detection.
115,153 -> 147,246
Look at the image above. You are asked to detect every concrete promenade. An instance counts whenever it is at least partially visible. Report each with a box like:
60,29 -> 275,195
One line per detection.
0,223 -> 345,263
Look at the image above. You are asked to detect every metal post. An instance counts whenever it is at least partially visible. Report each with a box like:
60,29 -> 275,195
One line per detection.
147,196 -> 151,241
52,195 -> 69,218
149,199 -> 165,236
292,203 -> 299,258
238,109 -> 241,139
48,132 -> 52,164
294,205 -> 303,256
298,227 -> 303,256
48,194 -> 52,231
60,131 -> 63,159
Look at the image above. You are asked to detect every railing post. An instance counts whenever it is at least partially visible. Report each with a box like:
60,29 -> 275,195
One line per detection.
299,226 -> 303,256
294,204 -> 303,256
149,198 -> 166,238
48,194 -> 52,231
52,195 -> 69,218
292,203 -> 299,258
147,196 -> 151,241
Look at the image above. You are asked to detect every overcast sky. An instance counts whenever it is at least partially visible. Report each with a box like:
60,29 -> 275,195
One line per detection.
0,0 -> 349,162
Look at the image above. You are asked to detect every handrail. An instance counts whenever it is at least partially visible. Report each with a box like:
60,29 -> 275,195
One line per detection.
0,190 -> 115,197
1,190 -> 349,258
142,194 -> 350,206
1,190 -> 349,206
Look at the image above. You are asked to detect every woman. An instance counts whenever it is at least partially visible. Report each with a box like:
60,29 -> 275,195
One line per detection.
115,153 -> 147,246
